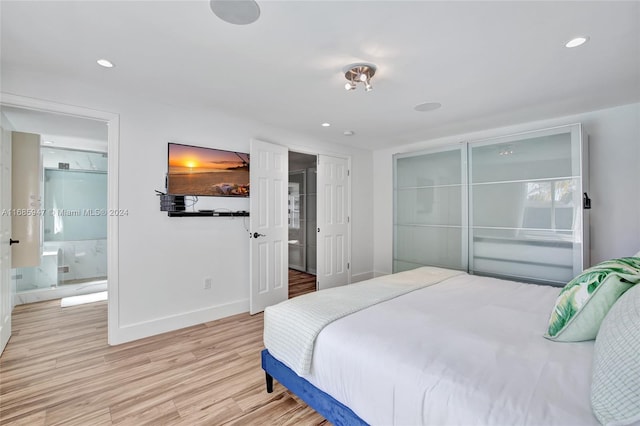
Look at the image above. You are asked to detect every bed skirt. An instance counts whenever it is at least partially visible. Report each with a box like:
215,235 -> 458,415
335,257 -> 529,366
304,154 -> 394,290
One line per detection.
261,349 -> 368,426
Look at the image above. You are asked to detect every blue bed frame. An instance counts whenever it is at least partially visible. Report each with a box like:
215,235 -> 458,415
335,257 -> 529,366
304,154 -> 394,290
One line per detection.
261,349 -> 368,426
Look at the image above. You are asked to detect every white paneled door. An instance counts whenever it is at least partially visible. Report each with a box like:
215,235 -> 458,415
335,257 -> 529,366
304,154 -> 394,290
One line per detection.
0,127 -> 12,354
249,139 -> 288,314
317,155 -> 350,290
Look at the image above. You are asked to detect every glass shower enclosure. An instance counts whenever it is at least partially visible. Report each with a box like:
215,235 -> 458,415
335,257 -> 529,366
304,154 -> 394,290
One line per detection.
13,147 -> 108,298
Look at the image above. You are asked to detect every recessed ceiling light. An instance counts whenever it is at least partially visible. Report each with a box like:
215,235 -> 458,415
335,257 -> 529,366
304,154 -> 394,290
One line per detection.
565,36 -> 589,48
321,122 -> 331,127
210,0 -> 260,25
97,59 -> 114,68
343,130 -> 355,136
414,102 -> 442,112
43,140 -> 54,145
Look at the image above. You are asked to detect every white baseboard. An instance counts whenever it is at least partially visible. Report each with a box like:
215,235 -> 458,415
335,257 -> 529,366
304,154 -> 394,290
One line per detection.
351,271 -> 374,283
109,299 -> 249,345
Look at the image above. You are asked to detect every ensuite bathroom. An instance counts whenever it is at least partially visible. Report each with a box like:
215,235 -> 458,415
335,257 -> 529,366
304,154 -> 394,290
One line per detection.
5,107 -> 109,305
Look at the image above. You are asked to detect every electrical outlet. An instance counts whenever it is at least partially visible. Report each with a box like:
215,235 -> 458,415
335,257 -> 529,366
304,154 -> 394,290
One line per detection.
204,277 -> 212,290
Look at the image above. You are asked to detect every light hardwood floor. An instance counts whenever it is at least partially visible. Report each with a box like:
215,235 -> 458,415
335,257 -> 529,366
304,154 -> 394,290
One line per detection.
0,299 -> 328,425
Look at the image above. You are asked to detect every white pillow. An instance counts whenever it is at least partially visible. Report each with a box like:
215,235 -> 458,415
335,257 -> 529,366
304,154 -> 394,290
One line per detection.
634,250 -> 640,258
591,283 -> 640,425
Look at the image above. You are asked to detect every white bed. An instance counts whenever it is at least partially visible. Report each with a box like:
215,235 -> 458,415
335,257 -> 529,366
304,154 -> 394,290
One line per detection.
264,268 -> 599,425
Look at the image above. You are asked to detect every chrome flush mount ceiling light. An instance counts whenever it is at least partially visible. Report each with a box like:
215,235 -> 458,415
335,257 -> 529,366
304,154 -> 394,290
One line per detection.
343,63 -> 377,92
210,0 -> 260,25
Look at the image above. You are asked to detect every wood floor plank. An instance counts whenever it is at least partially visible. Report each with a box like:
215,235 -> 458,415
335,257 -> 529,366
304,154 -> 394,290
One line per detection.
0,297 -> 327,425
222,392 -> 302,426
5,410 -> 46,426
289,269 -> 316,298
174,396 -> 244,426
46,406 -> 112,426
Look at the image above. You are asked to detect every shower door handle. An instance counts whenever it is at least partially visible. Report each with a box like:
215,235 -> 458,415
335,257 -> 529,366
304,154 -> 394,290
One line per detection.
9,238 -> 19,246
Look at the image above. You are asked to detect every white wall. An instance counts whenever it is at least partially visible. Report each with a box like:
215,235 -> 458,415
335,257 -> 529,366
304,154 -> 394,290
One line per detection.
2,67 -> 374,343
373,103 -> 640,276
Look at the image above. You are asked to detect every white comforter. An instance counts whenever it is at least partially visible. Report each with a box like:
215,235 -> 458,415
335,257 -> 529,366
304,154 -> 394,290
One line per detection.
264,266 -> 464,375
302,273 -> 597,426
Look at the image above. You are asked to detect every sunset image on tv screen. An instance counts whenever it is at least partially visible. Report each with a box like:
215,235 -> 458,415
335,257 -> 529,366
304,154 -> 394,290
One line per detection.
167,143 -> 249,197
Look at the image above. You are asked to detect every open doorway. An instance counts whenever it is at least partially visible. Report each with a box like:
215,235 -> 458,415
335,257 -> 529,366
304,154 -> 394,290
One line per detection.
0,94 -> 119,347
288,151 -> 317,299
2,106 -> 108,305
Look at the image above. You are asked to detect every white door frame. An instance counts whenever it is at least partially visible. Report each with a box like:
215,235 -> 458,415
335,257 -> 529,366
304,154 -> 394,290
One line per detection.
0,125 -> 12,354
0,93 -> 120,345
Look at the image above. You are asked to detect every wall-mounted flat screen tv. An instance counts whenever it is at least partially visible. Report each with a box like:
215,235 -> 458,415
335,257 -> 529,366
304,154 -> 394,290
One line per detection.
167,142 -> 249,197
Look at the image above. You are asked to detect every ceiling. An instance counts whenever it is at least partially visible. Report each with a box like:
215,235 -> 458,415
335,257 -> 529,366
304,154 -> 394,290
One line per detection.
1,106 -> 108,152
1,1 -> 638,151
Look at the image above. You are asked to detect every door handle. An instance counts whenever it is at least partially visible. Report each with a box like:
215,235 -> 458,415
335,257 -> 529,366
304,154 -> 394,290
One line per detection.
9,238 -> 19,246
252,232 -> 266,239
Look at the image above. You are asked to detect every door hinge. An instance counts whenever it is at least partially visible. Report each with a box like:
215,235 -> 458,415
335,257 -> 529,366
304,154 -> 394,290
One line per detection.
347,216 -> 350,223
347,169 -> 350,177
347,262 -> 350,269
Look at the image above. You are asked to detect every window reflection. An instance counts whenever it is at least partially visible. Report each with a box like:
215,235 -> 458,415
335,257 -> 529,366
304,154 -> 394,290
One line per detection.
523,179 -> 575,231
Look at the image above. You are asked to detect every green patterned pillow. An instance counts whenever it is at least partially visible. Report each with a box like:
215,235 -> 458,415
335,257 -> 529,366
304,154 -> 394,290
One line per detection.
591,283 -> 640,425
544,257 -> 640,342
